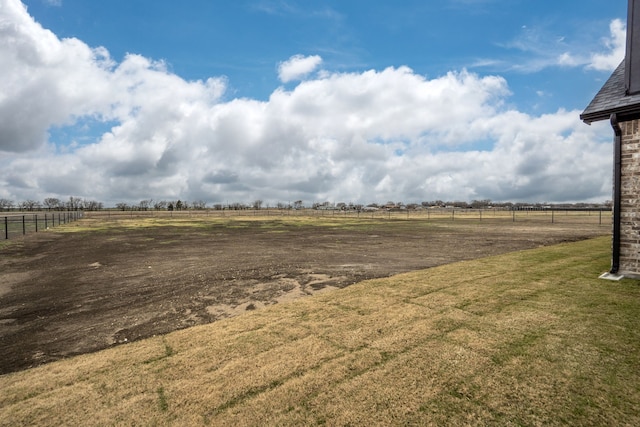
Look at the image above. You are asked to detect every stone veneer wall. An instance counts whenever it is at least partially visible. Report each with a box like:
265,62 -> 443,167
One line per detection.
620,119 -> 640,277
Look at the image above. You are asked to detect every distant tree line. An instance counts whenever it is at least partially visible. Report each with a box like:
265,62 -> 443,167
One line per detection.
0,196 -> 103,212
116,199 -> 264,211
0,197 -> 613,213
114,199 -> 209,211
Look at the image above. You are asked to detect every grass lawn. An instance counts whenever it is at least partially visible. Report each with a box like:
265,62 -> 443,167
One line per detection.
0,236 -> 638,426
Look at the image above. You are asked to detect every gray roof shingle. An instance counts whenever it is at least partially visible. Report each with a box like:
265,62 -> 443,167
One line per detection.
581,60 -> 640,123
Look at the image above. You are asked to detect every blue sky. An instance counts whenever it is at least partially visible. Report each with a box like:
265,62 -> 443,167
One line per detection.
25,0 -> 625,106
0,0 -> 629,206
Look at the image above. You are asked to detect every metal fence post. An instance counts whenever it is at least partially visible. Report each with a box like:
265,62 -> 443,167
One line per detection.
4,217 -> 7,239
22,215 -> 25,235
35,214 -> 38,232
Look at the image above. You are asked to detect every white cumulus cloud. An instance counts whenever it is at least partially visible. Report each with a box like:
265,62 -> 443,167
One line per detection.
278,54 -> 323,83
588,18 -> 626,71
0,0 -> 614,206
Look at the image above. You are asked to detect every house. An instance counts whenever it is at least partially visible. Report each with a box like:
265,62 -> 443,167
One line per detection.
581,0 -> 640,278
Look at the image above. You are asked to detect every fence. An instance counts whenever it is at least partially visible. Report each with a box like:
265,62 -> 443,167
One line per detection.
1,208 -> 610,240
2,211 -> 84,240
82,207 -> 612,226
305,207 -> 612,225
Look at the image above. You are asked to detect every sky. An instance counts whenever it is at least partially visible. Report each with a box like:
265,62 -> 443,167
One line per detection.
0,0 -> 630,207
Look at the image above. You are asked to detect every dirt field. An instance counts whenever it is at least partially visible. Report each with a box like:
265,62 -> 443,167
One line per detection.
0,214 -> 608,375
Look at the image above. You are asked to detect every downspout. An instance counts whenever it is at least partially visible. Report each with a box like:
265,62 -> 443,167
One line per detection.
610,113 -> 622,274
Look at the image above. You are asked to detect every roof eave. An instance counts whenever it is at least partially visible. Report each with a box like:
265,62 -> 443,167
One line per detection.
581,105 -> 640,124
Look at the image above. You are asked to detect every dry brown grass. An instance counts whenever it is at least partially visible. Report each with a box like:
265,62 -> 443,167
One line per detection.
1,236 -> 639,426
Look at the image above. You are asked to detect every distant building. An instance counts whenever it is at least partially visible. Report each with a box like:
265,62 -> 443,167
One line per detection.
581,0 -> 640,278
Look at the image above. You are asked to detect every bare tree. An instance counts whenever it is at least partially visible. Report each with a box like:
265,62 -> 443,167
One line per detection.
253,200 -> 263,210
0,199 -> 13,211
191,200 -> 206,210
138,199 -> 152,211
20,200 -> 40,211
116,202 -> 129,211
154,200 -> 167,210
83,200 -> 103,211
471,199 -> 492,209
43,198 -> 61,211
66,196 -> 83,211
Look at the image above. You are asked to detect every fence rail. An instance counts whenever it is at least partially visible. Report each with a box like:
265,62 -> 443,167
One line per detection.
0,208 -> 611,241
2,211 -> 84,240
82,207 -> 612,226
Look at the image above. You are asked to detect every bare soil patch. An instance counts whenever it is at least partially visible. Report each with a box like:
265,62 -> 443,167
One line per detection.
0,216 -> 607,374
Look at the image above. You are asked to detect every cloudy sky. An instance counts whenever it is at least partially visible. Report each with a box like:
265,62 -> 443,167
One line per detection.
0,0 -> 628,207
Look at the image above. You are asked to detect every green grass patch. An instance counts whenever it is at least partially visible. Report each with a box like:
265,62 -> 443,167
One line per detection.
156,386 -> 169,412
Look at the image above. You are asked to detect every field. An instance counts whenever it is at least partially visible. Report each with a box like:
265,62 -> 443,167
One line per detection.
0,211 -> 608,375
5,211 -> 640,425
